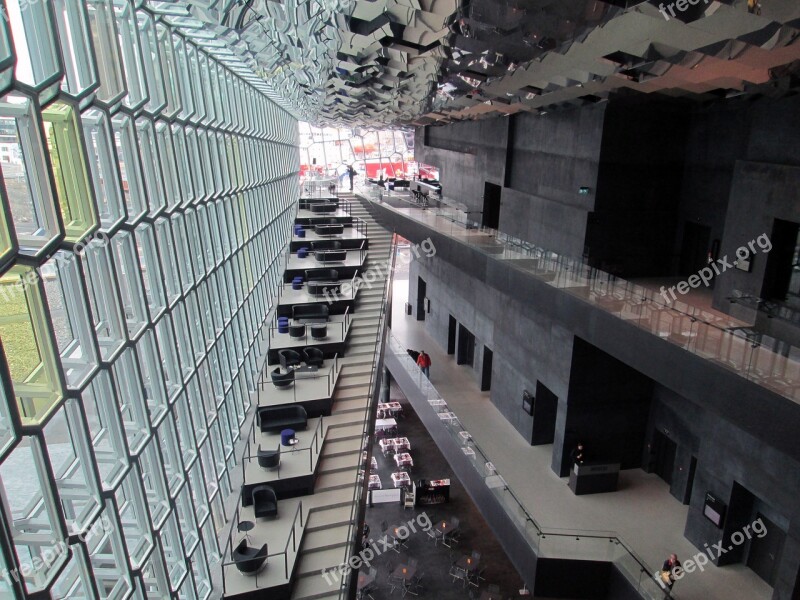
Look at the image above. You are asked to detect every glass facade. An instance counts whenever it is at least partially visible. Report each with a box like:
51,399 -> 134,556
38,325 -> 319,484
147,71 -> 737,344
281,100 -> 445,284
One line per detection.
0,2 -> 299,599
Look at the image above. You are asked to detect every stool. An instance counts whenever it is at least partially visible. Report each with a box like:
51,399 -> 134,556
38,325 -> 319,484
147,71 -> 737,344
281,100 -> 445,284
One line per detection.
292,279 -> 303,290
281,429 -> 297,447
297,247 -> 308,259
296,228 -> 306,238
277,317 -> 289,334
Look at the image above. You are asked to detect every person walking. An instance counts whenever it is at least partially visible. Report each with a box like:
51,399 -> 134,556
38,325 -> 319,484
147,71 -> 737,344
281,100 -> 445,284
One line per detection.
416,350 -> 431,378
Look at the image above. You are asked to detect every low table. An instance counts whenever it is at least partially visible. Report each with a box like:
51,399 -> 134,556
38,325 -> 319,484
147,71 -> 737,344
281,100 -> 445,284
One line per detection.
391,471 -> 411,488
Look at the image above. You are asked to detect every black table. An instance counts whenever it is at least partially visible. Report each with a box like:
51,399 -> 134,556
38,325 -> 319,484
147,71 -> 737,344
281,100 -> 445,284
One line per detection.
238,520 -> 255,542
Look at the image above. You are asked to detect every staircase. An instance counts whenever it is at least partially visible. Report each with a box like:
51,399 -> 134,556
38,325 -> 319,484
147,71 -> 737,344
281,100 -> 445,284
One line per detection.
290,194 -> 393,600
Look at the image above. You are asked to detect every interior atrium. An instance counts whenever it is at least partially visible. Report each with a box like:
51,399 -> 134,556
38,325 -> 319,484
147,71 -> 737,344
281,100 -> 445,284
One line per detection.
0,1 -> 799,600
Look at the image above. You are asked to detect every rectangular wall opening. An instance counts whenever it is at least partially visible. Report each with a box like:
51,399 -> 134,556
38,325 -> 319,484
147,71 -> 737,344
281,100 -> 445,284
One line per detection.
480,346 -> 492,391
457,324 -> 475,367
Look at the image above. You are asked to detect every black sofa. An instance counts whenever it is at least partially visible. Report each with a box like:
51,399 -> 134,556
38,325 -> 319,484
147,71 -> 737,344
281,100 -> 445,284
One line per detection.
312,240 -> 342,251
292,304 -> 329,321
308,281 -> 341,297
257,405 -> 308,433
315,224 -> 344,236
316,249 -> 347,263
311,203 -> 337,213
305,268 -> 339,281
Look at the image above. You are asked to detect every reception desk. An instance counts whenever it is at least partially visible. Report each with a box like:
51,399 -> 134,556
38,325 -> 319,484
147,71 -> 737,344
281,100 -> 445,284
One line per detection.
416,478 -> 450,506
568,462 -> 620,495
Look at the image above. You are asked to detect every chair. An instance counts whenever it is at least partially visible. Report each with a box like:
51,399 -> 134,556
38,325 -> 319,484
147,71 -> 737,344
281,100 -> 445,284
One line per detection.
443,528 -> 461,549
279,349 -> 302,370
251,484 -> 278,518
232,539 -> 268,574
467,567 -> 486,589
303,347 -> 324,367
448,564 -> 466,587
311,324 -> 327,340
404,572 -> 424,597
270,367 -> 295,389
257,444 -> 280,469
289,324 -> 306,339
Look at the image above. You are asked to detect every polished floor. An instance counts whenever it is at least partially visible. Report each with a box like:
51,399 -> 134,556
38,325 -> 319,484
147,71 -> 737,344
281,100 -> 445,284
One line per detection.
361,385 -> 523,599
390,274 -> 773,600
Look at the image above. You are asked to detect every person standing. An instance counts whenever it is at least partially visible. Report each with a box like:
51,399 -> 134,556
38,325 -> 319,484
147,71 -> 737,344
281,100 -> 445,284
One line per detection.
570,442 -> 586,466
347,165 -> 357,191
416,351 -> 431,378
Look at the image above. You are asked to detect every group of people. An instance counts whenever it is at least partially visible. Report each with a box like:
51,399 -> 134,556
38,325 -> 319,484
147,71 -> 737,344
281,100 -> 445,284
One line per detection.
407,349 -> 431,378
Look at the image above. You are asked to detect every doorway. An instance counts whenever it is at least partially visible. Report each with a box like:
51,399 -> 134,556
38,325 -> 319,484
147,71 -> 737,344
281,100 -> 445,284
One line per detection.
652,431 -> 677,485
416,277 -> 426,321
761,219 -> 800,306
447,315 -> 457,355
457,324 -> 475,367
480,347 -> 493,391
747,513 -> 785,586
683,456 -> 697,505
482,182 -> 502,230
531,381 -> 558,445
679,221 -> 711,276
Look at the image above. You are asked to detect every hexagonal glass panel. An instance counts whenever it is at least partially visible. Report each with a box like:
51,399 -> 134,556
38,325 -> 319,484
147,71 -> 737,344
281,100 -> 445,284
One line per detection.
0,92 -> 61,256
42,100 -> 97,244
53,0 -> 98,102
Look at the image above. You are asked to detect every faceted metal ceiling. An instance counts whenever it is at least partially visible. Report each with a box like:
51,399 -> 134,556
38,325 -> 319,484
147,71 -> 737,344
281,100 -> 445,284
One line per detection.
183,0 -> 800,126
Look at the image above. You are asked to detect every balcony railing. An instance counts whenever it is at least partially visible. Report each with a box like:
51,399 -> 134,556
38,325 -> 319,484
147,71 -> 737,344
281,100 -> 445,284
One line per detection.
386,332 -> 672,599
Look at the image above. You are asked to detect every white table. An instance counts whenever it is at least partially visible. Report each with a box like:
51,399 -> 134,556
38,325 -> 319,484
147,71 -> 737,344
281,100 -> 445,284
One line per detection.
375,418 -> 398,430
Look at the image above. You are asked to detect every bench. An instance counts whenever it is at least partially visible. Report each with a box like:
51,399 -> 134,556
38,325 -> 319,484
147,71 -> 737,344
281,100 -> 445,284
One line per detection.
292,303 -> 330,321
257,405 -> 308,433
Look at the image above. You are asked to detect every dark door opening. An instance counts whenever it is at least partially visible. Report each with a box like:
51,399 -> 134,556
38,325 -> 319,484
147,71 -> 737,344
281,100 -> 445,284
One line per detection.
416,277 -> 426,321
447,315 -> 457,355
683,456 -> 697,505
482,182 -> 502,230
747,513 -> 785,586
761,219 -> 800,306
531,381 -> 558,446
679,221 -> 711,277
652,431 -> 677,485
456,324 -> 475,367
480,347 -> 493,391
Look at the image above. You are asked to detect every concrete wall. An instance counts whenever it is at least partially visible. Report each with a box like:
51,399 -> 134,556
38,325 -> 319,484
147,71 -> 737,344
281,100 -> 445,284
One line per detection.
417,118 -> 509,212
373,202 -> 800,599
416,105 -> 605,257
408,257 -> 573,443
644,385 -> 800,600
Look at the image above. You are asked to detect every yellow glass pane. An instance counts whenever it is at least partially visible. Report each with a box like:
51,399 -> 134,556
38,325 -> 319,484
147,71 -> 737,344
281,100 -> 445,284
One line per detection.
42,100 -> 97,243
0,265 -> 63,425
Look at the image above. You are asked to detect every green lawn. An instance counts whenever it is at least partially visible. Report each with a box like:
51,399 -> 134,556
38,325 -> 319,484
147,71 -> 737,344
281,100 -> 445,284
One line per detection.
0,283 -> 42,382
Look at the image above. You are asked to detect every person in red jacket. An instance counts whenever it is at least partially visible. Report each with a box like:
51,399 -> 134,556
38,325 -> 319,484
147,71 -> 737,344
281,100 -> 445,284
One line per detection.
416,351 -> 431,378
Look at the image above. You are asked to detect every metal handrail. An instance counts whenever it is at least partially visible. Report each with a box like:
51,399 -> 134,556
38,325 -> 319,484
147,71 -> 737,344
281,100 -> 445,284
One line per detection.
337,221 -> 398,599
386,333 -> 672,599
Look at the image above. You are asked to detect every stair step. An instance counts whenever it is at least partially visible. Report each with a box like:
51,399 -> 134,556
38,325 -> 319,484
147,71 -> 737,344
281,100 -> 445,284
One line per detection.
291,570 -> 346,600
337,374 -> 372,389
318,453 -> 361,474
296,546 -> 350,578
314,471 -> 358,493
332,397 -> 369,414
298,524 -> 352,552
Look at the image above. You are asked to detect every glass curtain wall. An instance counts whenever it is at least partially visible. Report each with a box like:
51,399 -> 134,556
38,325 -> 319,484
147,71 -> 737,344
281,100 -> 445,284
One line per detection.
0,2 -> 299,599
299,123 -> 415,188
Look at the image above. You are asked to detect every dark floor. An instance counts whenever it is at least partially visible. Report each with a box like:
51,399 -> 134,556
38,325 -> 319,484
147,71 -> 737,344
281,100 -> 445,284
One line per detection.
359,383 -> 524,599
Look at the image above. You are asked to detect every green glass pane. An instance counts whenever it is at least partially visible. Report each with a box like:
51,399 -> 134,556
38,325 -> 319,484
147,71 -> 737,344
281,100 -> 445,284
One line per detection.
42,100 -> 97,243
0,266 -> 63,425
